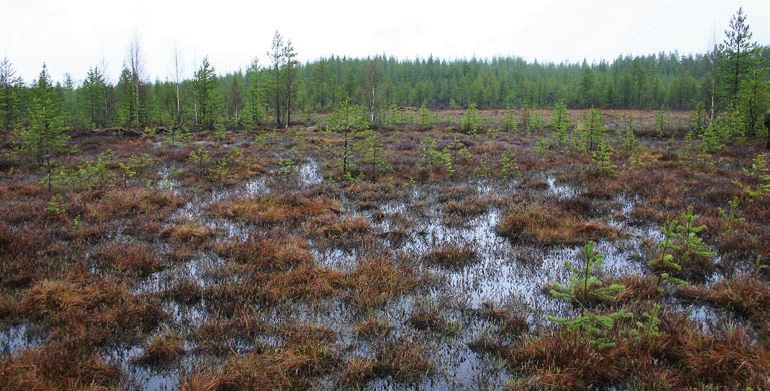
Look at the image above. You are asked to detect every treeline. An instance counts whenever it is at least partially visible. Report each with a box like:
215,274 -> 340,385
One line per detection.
0,11 -> 768,135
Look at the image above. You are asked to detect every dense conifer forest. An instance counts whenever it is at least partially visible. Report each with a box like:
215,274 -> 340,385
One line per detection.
2,44 -> 769,134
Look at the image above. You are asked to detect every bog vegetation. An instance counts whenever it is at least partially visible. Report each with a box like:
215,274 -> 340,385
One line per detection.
0,7 -> 769,391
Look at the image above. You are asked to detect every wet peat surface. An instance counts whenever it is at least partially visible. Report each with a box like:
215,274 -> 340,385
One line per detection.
1,122 -> 769,390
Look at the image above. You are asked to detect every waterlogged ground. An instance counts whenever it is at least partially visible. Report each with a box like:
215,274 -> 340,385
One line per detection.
1,120 -> 769,390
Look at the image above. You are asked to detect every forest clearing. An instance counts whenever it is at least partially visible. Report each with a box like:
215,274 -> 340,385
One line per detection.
1,105 -> 769,390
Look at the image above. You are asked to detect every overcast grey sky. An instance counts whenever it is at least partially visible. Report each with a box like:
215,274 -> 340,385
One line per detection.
2,0 -> 769,84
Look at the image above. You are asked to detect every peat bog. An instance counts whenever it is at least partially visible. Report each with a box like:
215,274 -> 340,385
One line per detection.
1,108 -> 769,390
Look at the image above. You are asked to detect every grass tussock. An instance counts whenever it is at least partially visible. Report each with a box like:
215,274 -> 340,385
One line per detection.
443,195 -> 489,225
217,231 -> 314,272
498,203 -> 619,245
193,315 -> 270,356
422,242 -> 477,269
260,265 -> 347,304
82,188 -> 185,222
303,215 -> 373,248
20,279 -> 87,321
677,274 -> 770,321
0,325 -> 121,390
345,181 -> 405,204
175,368 -> 223,391
160,218 -> 215,245
354,316 -> 392,340
346,257 -> 430,311
492,308 -> 770,390
212,322 -> 338,390
133,324 -> 186,365
373,337 -> 434,383
96,242 -> 163,275
207,192 -> 339,225
407,307 -> 460,336
20,276 -> 165,340
0,223 -> 42,288
162,276 -> 203,305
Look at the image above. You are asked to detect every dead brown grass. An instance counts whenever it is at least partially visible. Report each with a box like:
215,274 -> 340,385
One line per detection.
677,274 -> 770,321
217,231 -> 314,272
207,192 -> 339,225
96,242 -> 163,275
133,325 -> 186,365
498,203 -> 619,245
422,242 -> 477,269
346,257 -> 430,311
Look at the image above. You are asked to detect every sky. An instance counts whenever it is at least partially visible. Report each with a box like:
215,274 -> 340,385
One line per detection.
2,0 -> 769,85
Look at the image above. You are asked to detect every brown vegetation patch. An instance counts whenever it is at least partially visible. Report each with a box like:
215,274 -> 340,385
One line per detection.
217,232 -> 314,272
373,337 -> 434,383
20,276 -> 164,339
0,327 -> 121,390
214,323 -> 338,390
354,316 -> 392,340
614,274 -> 664,302
303,214 -> 373,248
260,266 -> 347,304
407,307 -> 459,335
96,242 -> 163,275
443,195 -> 489,224
582,178 -> 624,199
422,242 -> 477,269
0,224 -> 41,288
498,203 -> 620,245
160,218 -> 215,246
162,276 -> 203,305
346,257 -> 430,311
83,188 -> 185,222
133,325 -> 186,365
677,274 -> 770,321
345,181 -> 405,204
193,316 -> 270,356
207,192 -> 339,225
506,331 -> 627,390
554,196 -> 594,217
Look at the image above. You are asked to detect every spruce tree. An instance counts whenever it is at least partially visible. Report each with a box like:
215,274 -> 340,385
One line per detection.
0,56 -> 20,141
193,56 -> 218,129
16,64 -> 69,163
81,66 -> 106,129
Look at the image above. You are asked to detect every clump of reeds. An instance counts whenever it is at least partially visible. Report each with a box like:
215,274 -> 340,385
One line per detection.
0,223 -> 41,288
193,314 -> 270,356
422,242 -> 477,269
354,315 -> 392,340
407,306 -> 459,336
345,180 -> 405,204
96,242 -> 163,276
346,257 -> 430,311
303,215 -> 373,249
160,218 -> 215,246
497,202 -> 619,245
83,187 -> 185,222
175,368 -> 223,391
207,192 -> 339,226
0,325 -> 121,390
211,322 -> 339,390
133,324 -> 186,365
259,265 -> 347,304
217,231 -> 314,272
372,337 -> 434,383
677,274 -> 770,321
162,275 -> 203,305
20,278 -> 86,321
